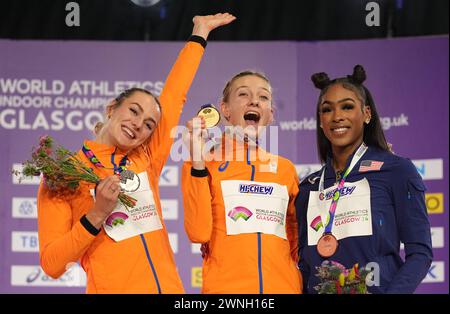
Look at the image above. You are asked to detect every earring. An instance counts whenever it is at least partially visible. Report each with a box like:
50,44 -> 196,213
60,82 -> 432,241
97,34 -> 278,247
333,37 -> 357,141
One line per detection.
365,118 -> 370,124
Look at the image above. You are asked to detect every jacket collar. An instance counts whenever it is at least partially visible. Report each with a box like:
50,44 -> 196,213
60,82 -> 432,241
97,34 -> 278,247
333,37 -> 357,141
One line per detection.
208,132 -> 272,163
324,144 -> 371,181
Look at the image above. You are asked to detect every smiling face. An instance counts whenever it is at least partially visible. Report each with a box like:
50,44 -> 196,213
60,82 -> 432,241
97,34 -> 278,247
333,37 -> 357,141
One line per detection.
220,74 -> 273,138
100,91 -> 161,152
319,83 -> 371,153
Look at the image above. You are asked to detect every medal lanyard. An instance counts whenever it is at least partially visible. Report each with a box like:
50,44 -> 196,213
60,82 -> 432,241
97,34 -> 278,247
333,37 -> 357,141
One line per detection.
82,143 -> 128,175
318,143 -> 368,234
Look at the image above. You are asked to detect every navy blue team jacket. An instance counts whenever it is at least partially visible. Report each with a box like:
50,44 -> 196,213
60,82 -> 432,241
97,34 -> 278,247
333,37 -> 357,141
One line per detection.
296,146 -> 433,294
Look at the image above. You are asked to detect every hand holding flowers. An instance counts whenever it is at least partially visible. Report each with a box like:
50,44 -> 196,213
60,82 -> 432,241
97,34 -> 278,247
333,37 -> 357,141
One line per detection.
12,135 -> 137,210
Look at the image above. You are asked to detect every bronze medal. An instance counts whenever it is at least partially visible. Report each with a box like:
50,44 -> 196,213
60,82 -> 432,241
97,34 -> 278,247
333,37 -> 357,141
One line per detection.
317,233 -> 338,258
197,104 -> 220,128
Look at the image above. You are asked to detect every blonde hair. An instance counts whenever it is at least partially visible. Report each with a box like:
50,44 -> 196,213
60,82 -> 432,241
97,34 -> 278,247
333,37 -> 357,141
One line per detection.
222,70 -> 272,103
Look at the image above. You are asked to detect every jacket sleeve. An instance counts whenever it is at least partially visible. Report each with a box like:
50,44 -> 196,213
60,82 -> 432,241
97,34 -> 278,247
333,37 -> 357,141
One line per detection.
37,182 -> 97,279
181,162 -> 213,243
286,165 -> 300,264
386,158 -> 433,293
147,39 -> 205,175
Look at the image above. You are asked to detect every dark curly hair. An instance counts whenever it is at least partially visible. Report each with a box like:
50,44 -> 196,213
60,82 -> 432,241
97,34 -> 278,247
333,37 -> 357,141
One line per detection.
311,65 -> 390,163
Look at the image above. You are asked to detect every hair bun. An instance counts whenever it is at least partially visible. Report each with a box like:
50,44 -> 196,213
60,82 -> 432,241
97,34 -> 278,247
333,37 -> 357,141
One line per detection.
311,72 -> 331,90
350,65 -> 366,84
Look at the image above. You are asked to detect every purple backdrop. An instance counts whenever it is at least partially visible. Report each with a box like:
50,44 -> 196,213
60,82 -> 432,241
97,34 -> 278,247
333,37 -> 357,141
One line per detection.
0,36 -> 448,293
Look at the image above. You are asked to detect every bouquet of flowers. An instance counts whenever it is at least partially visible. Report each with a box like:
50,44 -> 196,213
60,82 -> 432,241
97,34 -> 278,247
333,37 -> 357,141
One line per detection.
12,135 -> 137,210
314,260 -> 370,294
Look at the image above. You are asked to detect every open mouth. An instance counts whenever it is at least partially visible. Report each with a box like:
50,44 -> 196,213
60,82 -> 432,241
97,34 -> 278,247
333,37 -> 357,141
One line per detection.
243,111 -> 260,126
122,126 -> 136,139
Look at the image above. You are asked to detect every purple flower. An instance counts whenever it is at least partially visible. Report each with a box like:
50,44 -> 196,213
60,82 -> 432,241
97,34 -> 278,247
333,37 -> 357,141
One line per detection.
39,135 -> 50,145
331,261 -> 346,271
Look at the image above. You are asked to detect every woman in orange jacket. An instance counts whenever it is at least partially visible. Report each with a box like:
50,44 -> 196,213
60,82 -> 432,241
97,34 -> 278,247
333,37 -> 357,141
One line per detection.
181,71 -> 302,293
37,13 -> 236,294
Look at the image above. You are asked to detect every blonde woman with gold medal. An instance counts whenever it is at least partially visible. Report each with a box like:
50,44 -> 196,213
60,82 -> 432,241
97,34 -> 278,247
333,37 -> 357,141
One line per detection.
181,71 -> 302,294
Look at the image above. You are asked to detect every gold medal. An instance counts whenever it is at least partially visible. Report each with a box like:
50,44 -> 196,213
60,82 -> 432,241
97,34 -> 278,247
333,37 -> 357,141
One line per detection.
317,233 -> 339,258
197,104 -> 220,128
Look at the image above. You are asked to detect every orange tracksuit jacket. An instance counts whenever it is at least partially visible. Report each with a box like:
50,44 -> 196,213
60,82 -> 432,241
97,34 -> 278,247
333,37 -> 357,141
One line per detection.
37,39 -> 205,293
181,137 -> 303,293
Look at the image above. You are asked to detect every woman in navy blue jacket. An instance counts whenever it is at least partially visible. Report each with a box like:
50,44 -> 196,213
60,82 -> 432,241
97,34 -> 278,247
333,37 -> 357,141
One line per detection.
296,65 -> 433,293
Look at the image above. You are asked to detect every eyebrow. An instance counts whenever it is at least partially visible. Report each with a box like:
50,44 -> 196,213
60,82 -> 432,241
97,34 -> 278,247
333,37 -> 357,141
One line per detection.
130,102 -> 157,126
321,98 -> 356,105
236,85 -> 271,94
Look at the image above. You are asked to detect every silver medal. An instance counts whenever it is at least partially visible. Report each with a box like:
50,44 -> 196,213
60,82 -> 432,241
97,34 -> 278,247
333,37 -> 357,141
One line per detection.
119,170 -> 140,193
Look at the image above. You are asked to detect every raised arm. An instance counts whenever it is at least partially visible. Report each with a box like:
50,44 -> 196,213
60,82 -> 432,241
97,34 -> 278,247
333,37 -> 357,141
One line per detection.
147,13 -> 236,175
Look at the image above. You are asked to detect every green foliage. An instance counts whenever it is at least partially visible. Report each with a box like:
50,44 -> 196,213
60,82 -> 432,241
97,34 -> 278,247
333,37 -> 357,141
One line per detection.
314,260 -> 370,294
12,135 -> 137,210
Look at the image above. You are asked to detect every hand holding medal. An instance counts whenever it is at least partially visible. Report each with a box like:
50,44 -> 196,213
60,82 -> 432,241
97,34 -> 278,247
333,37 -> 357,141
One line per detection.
197,104 -> 221,128
118,169 -> 141,193
82,143 -> 138,210
183,104 -> 220,168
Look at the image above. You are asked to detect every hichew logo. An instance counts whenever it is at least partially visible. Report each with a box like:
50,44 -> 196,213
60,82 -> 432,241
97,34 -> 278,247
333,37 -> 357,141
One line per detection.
239,184 -> 273,195
319,186 -> 356,201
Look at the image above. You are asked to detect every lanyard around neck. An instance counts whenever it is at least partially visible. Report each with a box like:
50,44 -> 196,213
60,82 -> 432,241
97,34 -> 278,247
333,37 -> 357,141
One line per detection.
318,143 -> 368,234
82,143 -> 128,175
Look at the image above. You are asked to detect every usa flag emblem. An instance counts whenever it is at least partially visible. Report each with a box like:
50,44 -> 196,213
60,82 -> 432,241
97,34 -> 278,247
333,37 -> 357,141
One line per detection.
359,160 -> 384,172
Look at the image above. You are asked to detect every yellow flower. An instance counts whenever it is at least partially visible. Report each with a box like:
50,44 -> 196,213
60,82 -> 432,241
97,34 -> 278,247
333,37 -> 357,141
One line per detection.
339,273 -> 345,286
348,268 -> 356,281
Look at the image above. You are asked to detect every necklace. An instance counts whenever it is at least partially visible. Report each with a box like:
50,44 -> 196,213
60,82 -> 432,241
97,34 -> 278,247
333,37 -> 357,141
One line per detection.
335,170 -> 343,183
